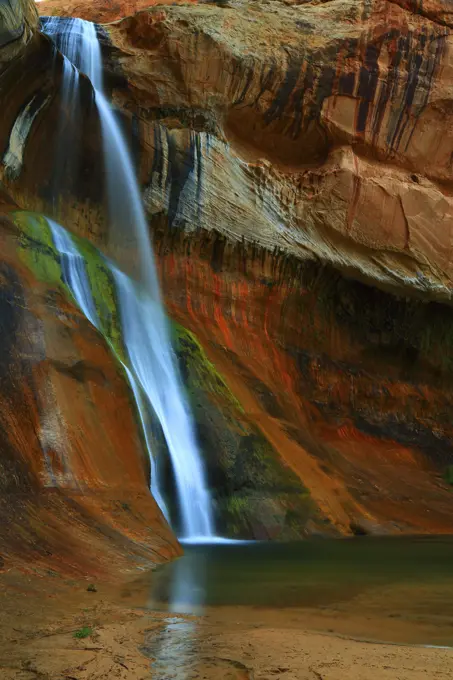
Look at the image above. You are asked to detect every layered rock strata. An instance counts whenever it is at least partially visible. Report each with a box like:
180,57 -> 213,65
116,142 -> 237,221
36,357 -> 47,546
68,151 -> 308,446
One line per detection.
4,0 -> 453,298
157,226 -> 453,536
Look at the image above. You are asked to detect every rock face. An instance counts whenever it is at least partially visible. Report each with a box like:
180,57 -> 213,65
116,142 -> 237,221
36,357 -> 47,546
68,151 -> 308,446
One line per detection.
2,0 -> 453,542
0,0 -> 38,60
0,194 -> 179,576
108,0 -> 453,300
157,227 -> 453,536
9,0 -> 453,297
37,0 -> 196,23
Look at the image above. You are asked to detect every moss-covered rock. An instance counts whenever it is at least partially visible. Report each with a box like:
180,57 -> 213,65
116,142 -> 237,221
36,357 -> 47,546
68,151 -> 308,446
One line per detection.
173,323 -> 316,539
15,211 -> 62,286
70,232 -> 125,363
13,211 -> 317,539
13,210 -> 126,363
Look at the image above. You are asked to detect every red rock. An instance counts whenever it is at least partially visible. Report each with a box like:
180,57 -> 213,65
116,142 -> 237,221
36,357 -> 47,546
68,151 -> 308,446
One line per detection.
0,196 -> 179,577
2,0 -> 453,545
155,227 -> 453,536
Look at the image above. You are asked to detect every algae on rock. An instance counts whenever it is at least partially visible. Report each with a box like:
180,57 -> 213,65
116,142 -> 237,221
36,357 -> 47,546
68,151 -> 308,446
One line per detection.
14,211 -> 126,363
173,322 -> 316,539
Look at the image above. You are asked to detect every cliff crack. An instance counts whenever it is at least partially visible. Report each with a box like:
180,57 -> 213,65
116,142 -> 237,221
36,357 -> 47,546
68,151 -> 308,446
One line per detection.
399,195 -> 411,251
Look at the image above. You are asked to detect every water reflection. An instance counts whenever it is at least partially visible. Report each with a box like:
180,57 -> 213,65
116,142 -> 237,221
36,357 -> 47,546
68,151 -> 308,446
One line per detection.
141,538 -> 453,677
144,550 -> 208,679
144,617 -> 198,680
150,545 -> 208,615
149,537 -> 453,614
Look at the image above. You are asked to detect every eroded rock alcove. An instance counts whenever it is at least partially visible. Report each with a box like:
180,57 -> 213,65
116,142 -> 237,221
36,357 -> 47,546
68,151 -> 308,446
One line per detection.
1,0 -> 453,573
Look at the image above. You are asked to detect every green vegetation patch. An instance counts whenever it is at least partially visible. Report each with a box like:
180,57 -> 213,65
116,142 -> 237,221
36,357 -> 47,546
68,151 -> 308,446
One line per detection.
13,211 -> 62,286
172,322 -> 314,537
172,323 -> 244,415
73,627 -> 93,639
444,465 -> 453,486
220,490 -> 315,539
13,211 -> 315,537
13,210 -> 126,363
70,232 -> 125,362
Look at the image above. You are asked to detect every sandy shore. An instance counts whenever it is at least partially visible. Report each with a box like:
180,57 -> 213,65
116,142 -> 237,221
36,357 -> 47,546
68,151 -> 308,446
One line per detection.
1,570 -> 453,680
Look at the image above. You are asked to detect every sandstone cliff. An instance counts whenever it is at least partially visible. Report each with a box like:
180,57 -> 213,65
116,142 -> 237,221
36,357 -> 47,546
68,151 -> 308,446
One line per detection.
0,0 -> 38,61
35,0 -> 453,300
0,196 -> 179,575
1,0 -> 453,544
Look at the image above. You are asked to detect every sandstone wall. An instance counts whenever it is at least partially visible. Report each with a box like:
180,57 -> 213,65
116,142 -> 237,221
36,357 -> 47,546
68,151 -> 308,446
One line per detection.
5,0 -> 453,300
0,196 -> 179,576
0,0 -> 38,60
157,225 -> 453,536
0,4 -> 181,575
1,0 -> 453,539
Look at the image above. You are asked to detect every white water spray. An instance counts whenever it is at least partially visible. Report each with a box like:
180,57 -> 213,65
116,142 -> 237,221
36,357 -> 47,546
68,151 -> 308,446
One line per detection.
43,17 -> 215,539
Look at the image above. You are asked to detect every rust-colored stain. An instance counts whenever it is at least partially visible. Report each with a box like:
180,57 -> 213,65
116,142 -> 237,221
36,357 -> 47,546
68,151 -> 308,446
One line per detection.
0,206 -> 180,579
2,0 -> 453,568
155,226 -> 453,536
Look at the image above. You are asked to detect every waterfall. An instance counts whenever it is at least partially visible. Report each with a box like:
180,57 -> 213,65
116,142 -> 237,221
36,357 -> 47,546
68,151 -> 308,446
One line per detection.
42,17 -> 215,540
50,221 -> 99,328
48,219 -> 171,524
41,17 -> 103,87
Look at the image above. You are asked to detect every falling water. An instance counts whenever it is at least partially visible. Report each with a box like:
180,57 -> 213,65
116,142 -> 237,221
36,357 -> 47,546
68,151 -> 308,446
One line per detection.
50,220 -> 99,327
43,17 -> 215,539
48,219 -> 171,523
41,17 -> 102,86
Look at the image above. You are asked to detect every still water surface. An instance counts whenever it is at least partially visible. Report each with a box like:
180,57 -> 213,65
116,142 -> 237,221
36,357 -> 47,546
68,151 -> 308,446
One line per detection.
137,538 -> 453,678
146,537 -> 453,643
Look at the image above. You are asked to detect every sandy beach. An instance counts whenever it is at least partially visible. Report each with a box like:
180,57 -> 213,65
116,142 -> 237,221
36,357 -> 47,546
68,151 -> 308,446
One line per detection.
2,568 -> 453,680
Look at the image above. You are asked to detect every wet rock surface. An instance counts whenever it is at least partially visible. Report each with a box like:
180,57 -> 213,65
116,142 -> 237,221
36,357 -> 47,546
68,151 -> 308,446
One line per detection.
0,196 -> 179,575
0,0 -> 37,58
158,229 -> 453,535
7,0 -> 453,299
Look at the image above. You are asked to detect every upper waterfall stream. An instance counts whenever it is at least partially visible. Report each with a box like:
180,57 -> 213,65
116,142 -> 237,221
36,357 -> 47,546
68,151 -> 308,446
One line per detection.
42,16 -> 215,540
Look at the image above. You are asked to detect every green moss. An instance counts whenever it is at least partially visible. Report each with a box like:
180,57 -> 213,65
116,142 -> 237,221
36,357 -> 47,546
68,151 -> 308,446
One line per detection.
70,232 -> 125,362
13,210 -> 126,364
284,493 -> 316,529
172,322 -> 313,537
222,495 -> 250,535
13,211 -> 62,286
230,432 -> 307,493
172,323 -> 244,414
444,466 -> 453,486
221,490 -> 315,538
73,627 -> 93,639
13,211 -> 314,537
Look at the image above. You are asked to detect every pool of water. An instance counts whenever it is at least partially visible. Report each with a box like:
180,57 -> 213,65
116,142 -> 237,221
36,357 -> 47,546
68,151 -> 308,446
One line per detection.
151,536 -> 453,608
144,536 -> 453,646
